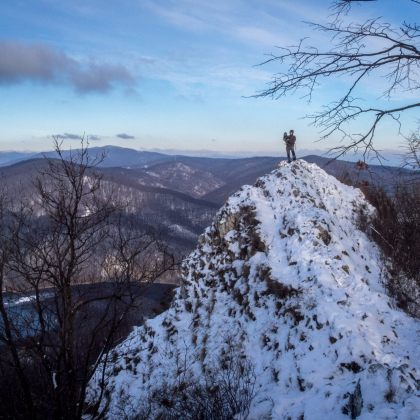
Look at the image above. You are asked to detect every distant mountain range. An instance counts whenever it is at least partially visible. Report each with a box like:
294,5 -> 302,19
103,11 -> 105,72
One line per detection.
145,147 -> 405,166
0,151 -> 37,165
0,145 -> 406,253
0,145 -> 404,168
0,146 -> 167,168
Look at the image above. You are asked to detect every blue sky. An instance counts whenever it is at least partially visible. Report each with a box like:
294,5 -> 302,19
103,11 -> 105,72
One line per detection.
0,0 -> 417,155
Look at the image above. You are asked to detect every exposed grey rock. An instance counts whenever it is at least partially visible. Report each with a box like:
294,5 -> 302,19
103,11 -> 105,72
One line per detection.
343,379 -> 363,419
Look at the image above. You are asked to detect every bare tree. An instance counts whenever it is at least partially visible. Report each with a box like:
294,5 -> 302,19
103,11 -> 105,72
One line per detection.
0,139 -> 178,420
402,125 -> 420,175
255,0 -> 420,160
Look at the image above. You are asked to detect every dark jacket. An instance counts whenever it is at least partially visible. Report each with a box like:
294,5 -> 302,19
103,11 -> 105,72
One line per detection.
286,134 -> 296,146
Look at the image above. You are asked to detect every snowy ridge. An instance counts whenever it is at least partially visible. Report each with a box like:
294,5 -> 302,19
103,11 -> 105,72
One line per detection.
91,160 -> 420,419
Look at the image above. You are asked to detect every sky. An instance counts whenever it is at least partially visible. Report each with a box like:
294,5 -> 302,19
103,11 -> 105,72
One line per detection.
0,0 -> 418,156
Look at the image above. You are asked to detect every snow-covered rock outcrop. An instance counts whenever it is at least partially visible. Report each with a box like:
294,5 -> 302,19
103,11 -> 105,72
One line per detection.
91,160 -> 420,419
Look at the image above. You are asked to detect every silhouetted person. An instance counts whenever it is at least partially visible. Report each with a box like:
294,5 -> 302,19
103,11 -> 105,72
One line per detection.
284,130 -> 296,163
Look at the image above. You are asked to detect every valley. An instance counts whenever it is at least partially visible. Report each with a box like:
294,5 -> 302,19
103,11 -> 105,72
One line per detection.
0,146 -> 405,267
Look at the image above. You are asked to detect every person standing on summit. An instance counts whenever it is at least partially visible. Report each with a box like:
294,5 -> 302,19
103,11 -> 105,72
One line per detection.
283,130 -> 296,163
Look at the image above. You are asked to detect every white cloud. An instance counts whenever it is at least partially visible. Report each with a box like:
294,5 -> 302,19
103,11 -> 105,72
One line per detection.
0,39 -> 135,93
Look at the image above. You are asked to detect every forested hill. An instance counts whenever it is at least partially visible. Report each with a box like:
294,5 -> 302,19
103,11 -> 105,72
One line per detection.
0,148 -> 406,258
1,146 -> 403,205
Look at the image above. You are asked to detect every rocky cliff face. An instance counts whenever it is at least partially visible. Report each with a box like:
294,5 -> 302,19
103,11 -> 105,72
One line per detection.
90,160 -> 420,419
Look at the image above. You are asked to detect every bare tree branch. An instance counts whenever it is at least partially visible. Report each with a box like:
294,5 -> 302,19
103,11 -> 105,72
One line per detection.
255,1 -> 420,160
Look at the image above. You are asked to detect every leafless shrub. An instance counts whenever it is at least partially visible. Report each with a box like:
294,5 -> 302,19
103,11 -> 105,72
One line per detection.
362,181 -> 420,316
384,385 -> 397,404
402,125 -> 420,180
124,348 -> 257,420
335,167 -> 353,187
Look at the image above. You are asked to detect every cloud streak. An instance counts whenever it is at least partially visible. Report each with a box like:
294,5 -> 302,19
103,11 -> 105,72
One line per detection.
0,39 -> 135,93
116,133 -> 135,139
56,133 -> 81,140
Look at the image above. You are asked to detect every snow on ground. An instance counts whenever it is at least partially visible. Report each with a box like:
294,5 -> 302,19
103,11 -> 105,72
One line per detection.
171,223 -> 198,239
89,159 -> 420,419
3,293 -> 53,306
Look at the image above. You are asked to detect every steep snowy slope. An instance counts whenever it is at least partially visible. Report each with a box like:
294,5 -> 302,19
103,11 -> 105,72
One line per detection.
90,160 -> 420,419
